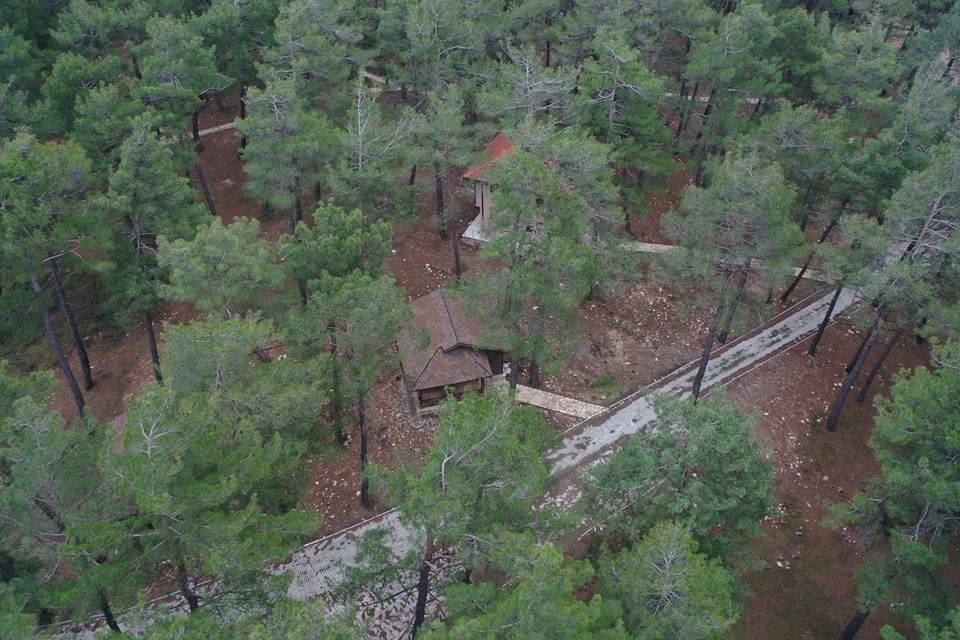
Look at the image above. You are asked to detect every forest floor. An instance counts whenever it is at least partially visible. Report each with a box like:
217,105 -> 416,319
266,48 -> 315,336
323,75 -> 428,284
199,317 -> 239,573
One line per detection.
42,93 -> 956,638
725,317 -> 940,638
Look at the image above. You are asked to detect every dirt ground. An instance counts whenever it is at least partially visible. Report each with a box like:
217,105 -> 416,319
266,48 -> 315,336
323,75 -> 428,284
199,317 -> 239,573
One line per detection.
724,318 -> 941,639
40,92 -> 957,637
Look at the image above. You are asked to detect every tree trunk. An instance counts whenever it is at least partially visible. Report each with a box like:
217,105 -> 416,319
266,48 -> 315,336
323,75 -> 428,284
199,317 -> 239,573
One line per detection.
176,562 -> 200,613
289,177 -> 302,233
717,268 -> 748,344
529,358 -> 540,387
857,328 -> 903,402
798,185 -> 815,231
808,284 -> 844,356
358,396 -> 370,508
191,110 -> 202,152
238,84 -> 247,152
411,537 -> 436,638
31,275 -> 84,415
899,24 -> 916,55
194,162 -> 218,217
49,256 -> 93,390
694,88 -> 719,143
33,497 -> 66,532
694,163 -> 707,188
100,590 -> 121,633
297,280 -> 308,307
827,314 -> 882,432
673,81 -> 698,142
916,316 -> 927,344
837,609 -> 870,640
783,212 -> 841,303
408,163 -> 417,186
507,360 -> 518,390
942,56 -> 957,80
328,326 -> 344,444
444,173 -> 461,282
144,310 -> 162,383
845,329 -> 871,374
434,161 -> 446,240
692,275 -> 731,403
782,259 -> 810,304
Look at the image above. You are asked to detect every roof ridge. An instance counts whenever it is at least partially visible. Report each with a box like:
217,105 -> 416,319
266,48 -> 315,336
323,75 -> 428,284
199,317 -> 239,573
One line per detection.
439,291 -> 464,351
416,347 -> 445,387
463,346 -> 493,376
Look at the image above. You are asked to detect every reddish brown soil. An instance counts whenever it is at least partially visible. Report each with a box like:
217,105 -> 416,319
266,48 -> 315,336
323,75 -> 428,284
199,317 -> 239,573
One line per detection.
301,374 -> 437,536
724,319 -> 934,639
48,93 -> 266,426
40,91 -> 958,636
628,158 -> 694,246
385,168 -> 496,302
47,300 -> 199,427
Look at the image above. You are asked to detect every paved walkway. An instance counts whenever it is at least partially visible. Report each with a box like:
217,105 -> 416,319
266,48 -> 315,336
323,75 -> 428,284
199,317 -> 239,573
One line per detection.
63,286 -> 858,638
546,286 -> 858,475
624,241 -> 677,253
514,384 -> 604,418
196,121 -> 236,137
623,242 -> 829,282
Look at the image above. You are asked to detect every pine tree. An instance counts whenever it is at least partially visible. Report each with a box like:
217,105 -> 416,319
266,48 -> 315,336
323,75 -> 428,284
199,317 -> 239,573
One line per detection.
657,152 -> 801,400
103,118 -> 207,381
584,392 -> 775,558
157,217 -> 282,318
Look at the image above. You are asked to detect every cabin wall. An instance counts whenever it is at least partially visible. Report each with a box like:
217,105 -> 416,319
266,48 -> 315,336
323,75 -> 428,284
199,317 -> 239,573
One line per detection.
416,379 -> 486,414
477,182 -> 493,224
484,350 -> 504,376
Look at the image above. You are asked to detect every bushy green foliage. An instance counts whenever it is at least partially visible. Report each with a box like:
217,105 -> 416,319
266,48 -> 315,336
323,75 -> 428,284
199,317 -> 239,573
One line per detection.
584,393 -> 774,557
278,201 -> 391,286
422,538 -> 628,640
158,217 -> 282,317
102,118 -> 207,326
384,389 -> 558,545
597,522 -> 740,640
144,598 -> 364,639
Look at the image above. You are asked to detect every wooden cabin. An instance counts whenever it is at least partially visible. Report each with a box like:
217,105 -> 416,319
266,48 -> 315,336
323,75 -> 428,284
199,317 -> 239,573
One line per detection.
398,290 -> 505,415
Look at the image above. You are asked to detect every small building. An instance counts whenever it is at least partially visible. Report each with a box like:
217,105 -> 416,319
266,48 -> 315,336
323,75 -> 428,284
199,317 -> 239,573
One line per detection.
398,290 -> 505,415
462,132 -> 515,246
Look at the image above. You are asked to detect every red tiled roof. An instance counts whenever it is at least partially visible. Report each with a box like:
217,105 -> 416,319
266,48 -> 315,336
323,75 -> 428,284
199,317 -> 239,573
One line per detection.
463,132 -> 515,181
399,290 -> 495,391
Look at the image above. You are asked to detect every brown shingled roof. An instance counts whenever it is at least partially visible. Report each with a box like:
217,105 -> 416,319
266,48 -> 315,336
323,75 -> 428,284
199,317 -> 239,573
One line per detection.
399,290 -> 495,391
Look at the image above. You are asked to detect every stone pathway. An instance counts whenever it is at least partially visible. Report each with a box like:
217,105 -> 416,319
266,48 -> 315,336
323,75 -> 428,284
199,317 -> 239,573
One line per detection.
513,384 -> 605,418
546,286 -> 858,476
623,242 -> 829,282
624,241 -> 677,253
196,121 -> 236,137
60,287 -> 858,638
